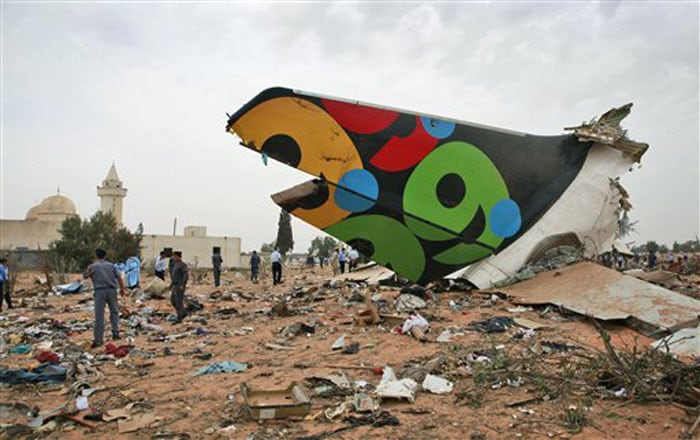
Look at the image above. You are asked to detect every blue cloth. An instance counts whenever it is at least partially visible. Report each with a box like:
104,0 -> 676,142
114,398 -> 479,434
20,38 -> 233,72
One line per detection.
191,361 -> 248,377
60,282 -> 84,294
0,264 -> 7,281
0,363 -> 67,384
125,257 -> 141,288
9,344 -> 32,354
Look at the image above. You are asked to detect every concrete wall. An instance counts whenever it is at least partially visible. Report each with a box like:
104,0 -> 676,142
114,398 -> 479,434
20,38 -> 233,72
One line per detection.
0,219 -> 63,250
184,226 -> 207,237
0,249 -> 47,270
141,235 -> 241,269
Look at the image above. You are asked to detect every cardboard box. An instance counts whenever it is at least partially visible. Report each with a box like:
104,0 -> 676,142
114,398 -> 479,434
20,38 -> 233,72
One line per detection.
240,382 -> 311,420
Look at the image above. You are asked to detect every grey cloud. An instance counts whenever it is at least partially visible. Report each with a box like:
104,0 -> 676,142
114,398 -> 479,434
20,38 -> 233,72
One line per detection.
2,2 -> 697,251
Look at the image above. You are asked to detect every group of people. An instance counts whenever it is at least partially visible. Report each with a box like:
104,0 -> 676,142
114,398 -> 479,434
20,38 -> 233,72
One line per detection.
87,249 -> 190,349
85,244 -> 365,348
331,247 -> 360,275
246,248 -> 282,285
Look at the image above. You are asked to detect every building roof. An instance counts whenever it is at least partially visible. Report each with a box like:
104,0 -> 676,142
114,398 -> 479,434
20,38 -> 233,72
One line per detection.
26,194 -> 77,220
101,163 -> 123,188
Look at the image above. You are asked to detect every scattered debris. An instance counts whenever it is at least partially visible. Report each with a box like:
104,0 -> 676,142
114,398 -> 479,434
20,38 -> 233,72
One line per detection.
191,361 -> 248,377
375,367 -> 417,403
331,334 -> 346,351
422,374 -> 454,394
499,262 -> 700,335
240,382 -> 311,420
470,316 -> 514,333
395,294 -> 427,313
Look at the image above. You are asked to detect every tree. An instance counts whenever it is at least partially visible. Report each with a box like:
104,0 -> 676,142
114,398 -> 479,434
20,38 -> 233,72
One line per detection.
50,211 -> 142,271
260,241 -> 276,253
308,236 -> 337,259
645,241 -> 660,253
275,209 -> 294,255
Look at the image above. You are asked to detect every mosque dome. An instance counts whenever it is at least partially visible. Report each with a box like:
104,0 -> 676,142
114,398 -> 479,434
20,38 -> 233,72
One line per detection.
25,194 -> 78,221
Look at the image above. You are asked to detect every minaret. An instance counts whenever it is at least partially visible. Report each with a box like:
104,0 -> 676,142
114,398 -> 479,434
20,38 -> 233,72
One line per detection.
97,163 -> 127,226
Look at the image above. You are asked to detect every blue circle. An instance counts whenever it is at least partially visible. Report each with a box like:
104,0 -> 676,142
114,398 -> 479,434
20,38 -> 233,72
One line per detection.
489,199 -> 522,238
334,169 -> 379,213
420,116 -> 456,139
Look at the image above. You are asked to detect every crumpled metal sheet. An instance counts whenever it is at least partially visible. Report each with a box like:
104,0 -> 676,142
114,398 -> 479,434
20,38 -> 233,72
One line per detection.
330,263 -> 396,285
651,326 -> 699,357
496,262 -> 700,333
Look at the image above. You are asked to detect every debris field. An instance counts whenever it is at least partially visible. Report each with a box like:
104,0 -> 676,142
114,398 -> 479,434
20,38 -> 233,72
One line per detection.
1,263 -> 699,440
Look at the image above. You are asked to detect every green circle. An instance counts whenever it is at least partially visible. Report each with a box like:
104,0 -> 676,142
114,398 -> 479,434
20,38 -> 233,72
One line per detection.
403,141 -> 508,248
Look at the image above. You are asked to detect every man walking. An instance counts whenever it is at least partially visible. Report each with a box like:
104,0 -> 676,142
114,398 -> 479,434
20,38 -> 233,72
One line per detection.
271,248 -> 282,285
212,251 -> 223,287
250,250 -> 261,283
169,251 -> 189,324
87,249 -> 125,348
338,248 -> 347,274
0,258 -> 11,310
154,251 -> 167,280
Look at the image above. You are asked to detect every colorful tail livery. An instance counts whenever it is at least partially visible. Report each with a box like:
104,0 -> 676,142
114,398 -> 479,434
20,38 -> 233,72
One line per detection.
226,88 -> 637,284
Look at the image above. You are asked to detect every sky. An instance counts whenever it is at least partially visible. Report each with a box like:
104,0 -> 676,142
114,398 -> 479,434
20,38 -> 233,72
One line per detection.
1,1 -> 698,253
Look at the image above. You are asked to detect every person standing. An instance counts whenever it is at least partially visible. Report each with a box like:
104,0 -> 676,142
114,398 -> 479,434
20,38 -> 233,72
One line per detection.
338,248 -> 347,274
0,258 -> 11,310
87,249 -> 125,348
124,256 -> 140,288
154,251 -> 167,280
348,248 -> 359,272
648,250 -> 657,269
169,251 -> 189,324
250,250 -> 261,283
271,248 -> 282,285
330,249 -> 339,276
212,251 -> 223,287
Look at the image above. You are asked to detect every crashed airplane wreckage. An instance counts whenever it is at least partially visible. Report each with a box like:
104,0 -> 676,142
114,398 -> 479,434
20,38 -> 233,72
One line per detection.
226,87 -> 648,287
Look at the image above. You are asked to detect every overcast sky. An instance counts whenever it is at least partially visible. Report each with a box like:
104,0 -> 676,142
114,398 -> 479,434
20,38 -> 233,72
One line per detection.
1,1 -> 698,252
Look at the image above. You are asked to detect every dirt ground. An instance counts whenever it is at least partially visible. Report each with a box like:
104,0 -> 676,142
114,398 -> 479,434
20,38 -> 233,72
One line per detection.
0,266 -> 697,439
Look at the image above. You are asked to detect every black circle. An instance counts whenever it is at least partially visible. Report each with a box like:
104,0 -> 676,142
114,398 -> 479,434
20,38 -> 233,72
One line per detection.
347,238 -> 375,258
262,134 -> 302,168
436,173 -> 466,208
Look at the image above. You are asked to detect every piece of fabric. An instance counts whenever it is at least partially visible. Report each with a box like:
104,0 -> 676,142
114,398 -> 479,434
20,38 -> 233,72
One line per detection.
470,316 -> 514,333
35,351 -> 60,363
9,344 -> 32,354
0,363 -> 67,384
191,361 -> 248,377
125,257 -> 140,288
105,343 -> 131,358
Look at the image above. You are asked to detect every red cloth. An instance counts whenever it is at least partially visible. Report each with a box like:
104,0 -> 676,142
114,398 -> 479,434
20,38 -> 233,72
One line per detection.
35,351 -> 60,363
105,343 -> 131,358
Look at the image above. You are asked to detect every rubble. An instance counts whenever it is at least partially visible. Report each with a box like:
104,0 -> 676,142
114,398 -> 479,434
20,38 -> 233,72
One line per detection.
0,266 -> 697,439
496,262 -> 700,337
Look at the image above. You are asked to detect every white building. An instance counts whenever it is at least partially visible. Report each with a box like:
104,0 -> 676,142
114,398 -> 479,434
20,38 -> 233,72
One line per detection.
0,192 -> 78,250
1,165 -> 242,269
141,226 -> 241,269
